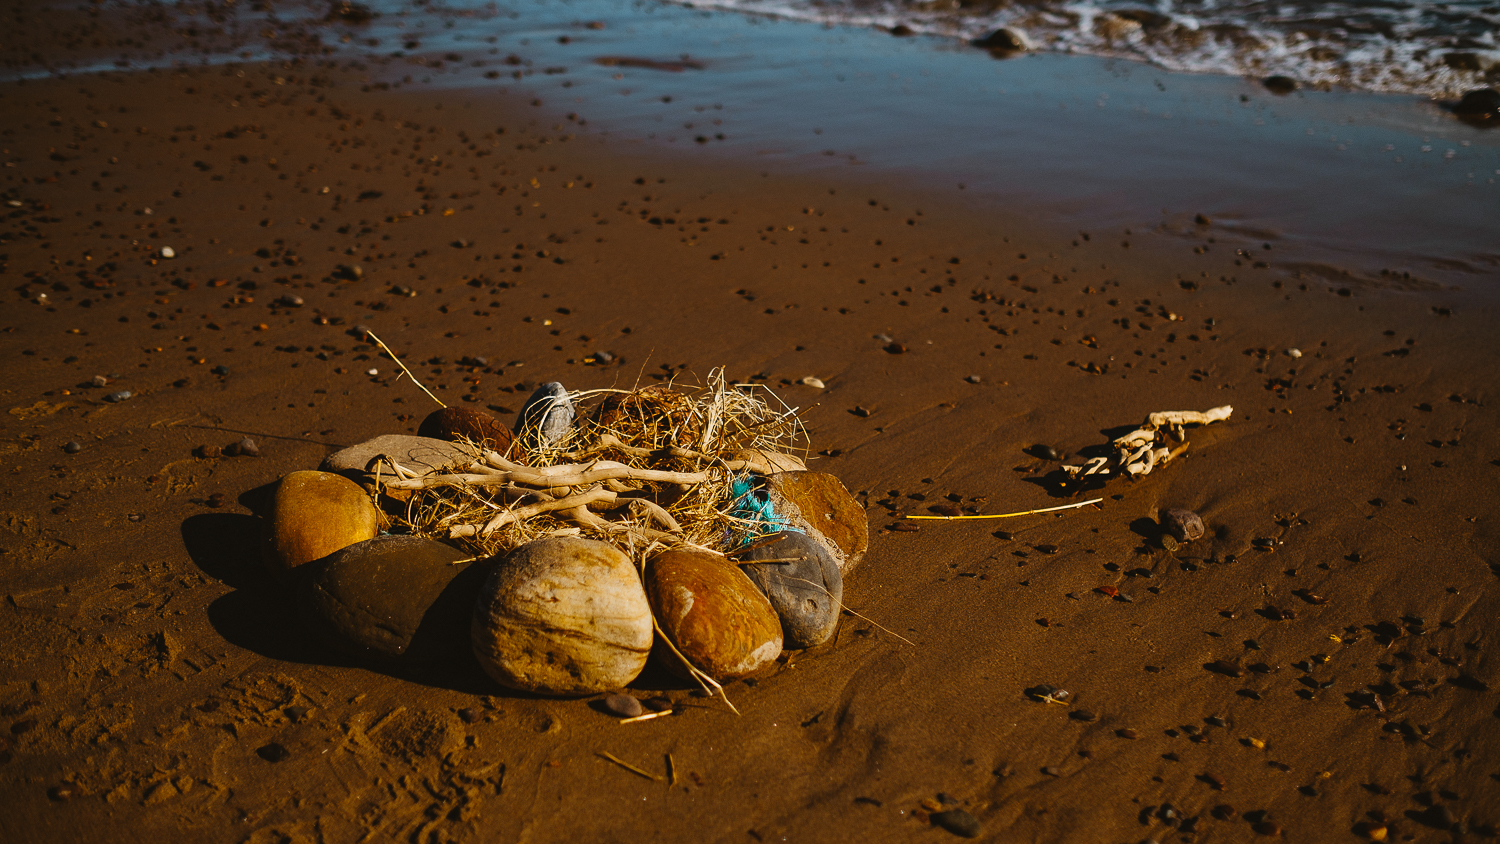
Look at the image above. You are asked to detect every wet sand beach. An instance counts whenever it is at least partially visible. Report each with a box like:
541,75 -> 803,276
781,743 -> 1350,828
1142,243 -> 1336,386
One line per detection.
2,2 -> 1499,842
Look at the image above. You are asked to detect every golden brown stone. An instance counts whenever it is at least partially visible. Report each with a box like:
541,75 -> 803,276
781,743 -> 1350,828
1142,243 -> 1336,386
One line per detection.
263,470 -> 381,580
645,548 -> 783,681
764,472 -> 869,575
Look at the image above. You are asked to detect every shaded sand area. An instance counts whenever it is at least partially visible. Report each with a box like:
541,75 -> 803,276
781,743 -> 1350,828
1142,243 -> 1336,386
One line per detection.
3,29 -> 1500,844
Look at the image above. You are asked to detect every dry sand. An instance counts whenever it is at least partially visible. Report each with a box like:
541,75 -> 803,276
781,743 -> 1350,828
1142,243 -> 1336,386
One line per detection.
2,17 -> 1499,844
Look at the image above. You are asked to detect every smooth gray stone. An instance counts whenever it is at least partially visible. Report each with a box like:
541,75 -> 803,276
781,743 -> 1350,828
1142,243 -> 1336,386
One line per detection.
739,532 -> 842,649
515,382 -> 574,448
1162,508 -> 1205,541
321,434 -> 477,483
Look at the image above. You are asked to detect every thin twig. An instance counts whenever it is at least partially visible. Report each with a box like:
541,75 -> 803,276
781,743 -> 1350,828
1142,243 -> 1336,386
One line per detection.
596,752 -> 663,782
366,330 -> 445,409
619,710 -> 673,725
905,497 -> 1104,520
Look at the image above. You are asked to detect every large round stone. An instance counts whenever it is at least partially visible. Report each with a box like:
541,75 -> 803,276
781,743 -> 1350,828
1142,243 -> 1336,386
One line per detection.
763,472 -> 869,576
417,406 -> 515,453
471,536 -> 653,696
263,470 -> 381,580
301,535 -> 476,660
739,531 -> 843,649
645,548 -> 782,681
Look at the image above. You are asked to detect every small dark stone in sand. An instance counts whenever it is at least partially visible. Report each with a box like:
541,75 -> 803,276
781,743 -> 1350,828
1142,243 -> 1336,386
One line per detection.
1195,213 -> 1212,226
1028,444 -> 1061,461
1263,75 -> 1298,94
458,708 -> 482,724
930,808 -> 982,838
890,522 -> 920,532
973,28 -> 1027,51
1117,728 -> 1138,739
1041,766 -> 1061,777
965,374 -> 981,384
1070,708 -> 1098,722
1252,820 -> 1282,836
1206,715 -> 1229,728
883,342 -> 907,354
195,444 -> 222,459
1208,660 -> 1246,678
103,390 -> 132,403
63,441 -> 81,454
1163,509 -> 1205,541
284,705 -> 311,723
224,437 -> 260,457
1212,804 -> 1238,820
1420,804 -> 1457,829
603,694 -> 643,718
47,785 -> 73,801
1453,88 -> 1500,119
643,697 -> 674,712
889,24 -> 914,36
256,743 -> 290,763
1158,535 -> 1180,552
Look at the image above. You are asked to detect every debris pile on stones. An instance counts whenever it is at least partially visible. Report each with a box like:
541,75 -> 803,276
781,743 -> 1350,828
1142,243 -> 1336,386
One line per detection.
260,370 -> 868,706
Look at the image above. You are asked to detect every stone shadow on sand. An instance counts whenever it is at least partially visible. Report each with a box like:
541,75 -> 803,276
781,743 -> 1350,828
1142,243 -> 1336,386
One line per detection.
181,485 -> 502,696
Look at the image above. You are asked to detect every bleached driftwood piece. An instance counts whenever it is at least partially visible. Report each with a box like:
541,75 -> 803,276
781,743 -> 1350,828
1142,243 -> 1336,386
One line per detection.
1063,405 -> 1233,483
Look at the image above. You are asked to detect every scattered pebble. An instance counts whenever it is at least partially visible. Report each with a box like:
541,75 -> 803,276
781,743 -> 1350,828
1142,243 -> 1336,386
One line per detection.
194,444 -> 222,459
852,406 -> 873,418
642,697 -> 673,712
801,376 -> 826,389
884,342 -> 906,354
206,493 -> 227,508
1070,708 -> 1098,722
965,374 -> 981,384
91,375 -> 110,387
256,743 -> 290,763
47,785 -> 73,801
458,708 -> 482,724
1252,820 -> 1282,836
1208,659 -> 1246,678
1285,348 -> 1302,358
1041,765 -> 1061,777
1263,75 -> 1298,94
224,437 -> 259,457
1116,728 -> 1138,739
930,808 -> 982,838
63,441 -> 82,454
591,350 -> 615,364
1163,509 -> 1205,541
159,246 -> 175,259
103,390 -> 132,403
602,693 -> 643,718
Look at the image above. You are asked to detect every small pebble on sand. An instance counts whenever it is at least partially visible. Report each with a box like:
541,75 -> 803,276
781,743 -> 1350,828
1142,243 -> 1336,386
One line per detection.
63,441 -> 82,454
602,694 -> 643,718
930,808 -> 982,838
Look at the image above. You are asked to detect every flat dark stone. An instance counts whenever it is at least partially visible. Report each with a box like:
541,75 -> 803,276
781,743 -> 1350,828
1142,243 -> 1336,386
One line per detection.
299,535 -> 479,661
739,532 -> 842,649
930,808 -> 982,838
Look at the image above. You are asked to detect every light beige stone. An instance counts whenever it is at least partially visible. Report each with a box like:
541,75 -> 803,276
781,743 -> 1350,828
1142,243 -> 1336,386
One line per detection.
471,536 -> 653,696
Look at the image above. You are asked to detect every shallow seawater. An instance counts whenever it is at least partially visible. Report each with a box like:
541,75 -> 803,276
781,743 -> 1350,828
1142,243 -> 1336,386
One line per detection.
686,0 -> 1500,99
7,0 -> 1500,293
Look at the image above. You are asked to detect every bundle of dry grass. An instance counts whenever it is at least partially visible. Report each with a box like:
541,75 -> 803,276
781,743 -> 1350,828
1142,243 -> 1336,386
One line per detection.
382,369 -> 810,561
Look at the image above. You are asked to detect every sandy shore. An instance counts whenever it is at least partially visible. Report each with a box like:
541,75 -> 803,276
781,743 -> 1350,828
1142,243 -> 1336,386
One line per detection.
2,14 -> 1499,844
